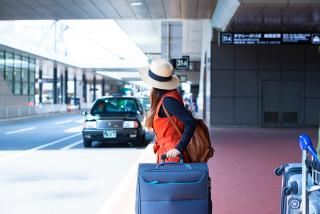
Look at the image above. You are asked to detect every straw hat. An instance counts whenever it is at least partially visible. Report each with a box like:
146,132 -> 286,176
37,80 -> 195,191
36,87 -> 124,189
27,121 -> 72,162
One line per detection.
139,58 -> 180,90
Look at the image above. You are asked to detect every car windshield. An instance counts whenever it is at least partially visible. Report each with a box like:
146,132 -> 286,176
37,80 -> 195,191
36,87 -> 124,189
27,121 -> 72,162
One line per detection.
91,98 -> 138,115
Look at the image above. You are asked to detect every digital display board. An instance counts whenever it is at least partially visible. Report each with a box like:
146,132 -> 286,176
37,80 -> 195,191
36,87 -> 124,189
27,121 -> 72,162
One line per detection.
171,56 -> 190,70
220,33 -> 320,45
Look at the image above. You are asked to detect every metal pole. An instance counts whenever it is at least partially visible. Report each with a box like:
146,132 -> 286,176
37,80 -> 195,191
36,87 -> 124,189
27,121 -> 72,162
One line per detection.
93,74 -> 96,102
82,73 -> 87,103
73,76 -> 77,106
301,149 -> 309,214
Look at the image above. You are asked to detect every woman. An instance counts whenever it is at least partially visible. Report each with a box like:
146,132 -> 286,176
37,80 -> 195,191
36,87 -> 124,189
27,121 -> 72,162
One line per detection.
139,58 -> 196,163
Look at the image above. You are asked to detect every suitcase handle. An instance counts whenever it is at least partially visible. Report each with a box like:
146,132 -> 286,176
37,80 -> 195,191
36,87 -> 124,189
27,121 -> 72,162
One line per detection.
299,134 -> 319,163
161,153 -> 184,163
155,162 -> 192,170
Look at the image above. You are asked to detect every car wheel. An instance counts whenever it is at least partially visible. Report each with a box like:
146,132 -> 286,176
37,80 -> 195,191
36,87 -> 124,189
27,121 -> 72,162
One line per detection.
135,132 -> 146,148
83,139 -> 92,148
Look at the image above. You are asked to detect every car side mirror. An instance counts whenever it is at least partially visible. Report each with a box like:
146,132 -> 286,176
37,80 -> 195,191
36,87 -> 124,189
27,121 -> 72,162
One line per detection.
82,111 -> 87,116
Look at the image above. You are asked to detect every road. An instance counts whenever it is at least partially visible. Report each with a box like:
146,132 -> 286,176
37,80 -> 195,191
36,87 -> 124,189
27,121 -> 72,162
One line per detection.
0,113 -> 154,214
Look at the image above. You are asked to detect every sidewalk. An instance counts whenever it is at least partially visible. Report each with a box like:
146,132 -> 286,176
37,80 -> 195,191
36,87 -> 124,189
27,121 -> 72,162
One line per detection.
96,143 -> 155,214
96,128 -> 317,214
208,128 -> 317,214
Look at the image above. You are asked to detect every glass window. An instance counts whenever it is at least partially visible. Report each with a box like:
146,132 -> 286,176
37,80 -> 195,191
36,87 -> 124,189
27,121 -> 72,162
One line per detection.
22,69 -> 28,82
22,82 -> 28,95
5,52 -> 13,81
0,50 -> 4,78
29,83 -> 35,95
6,80 -> 13,92
22,56 -> 28,70
29,70 -> 35,83
14,81 -> 21,95
14,69 -> 21,81
14,54 -> 22,69
29,58 -> 35,70
5,52 -> 13,67
91,98 -> 139,115
5,67 -> 13,80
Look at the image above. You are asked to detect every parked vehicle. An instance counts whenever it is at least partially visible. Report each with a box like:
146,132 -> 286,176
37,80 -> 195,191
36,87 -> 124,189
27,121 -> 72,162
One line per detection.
82,96 -> 145,148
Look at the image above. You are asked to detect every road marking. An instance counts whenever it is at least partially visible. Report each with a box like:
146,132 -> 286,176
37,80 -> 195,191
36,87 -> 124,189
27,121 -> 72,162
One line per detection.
55,120 -> 72,125
0,133 -> 81,165
74,119 -> 84,124
96,142 -> 155,214
5,127 -> 36,135
60,140 -> 83,150
65,126 -> 82,133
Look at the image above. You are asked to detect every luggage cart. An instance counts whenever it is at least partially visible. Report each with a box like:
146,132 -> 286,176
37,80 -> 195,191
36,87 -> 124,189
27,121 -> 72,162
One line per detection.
298,135 -> 320,214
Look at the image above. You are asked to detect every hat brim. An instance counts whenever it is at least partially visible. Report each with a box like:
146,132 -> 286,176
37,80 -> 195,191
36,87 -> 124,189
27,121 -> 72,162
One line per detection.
139,67 -> 180,90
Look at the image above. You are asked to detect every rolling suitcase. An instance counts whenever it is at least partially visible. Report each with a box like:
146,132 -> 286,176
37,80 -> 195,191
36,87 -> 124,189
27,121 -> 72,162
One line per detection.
275,135 -> 320,214
275,163 -> 303,213
136,155 -> 212,214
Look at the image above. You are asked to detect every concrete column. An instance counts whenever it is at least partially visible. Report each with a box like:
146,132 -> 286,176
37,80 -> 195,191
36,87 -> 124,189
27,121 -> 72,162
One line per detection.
102,78 -> 105,96
161,21 -> 182,60
60,73 -> 63,104
64,68 -> 68,104
82,74 -> 87,103
93,74 -> 96,101
53,65 -> 58,104
39,69 -> 43,103
73,76 -> 77,105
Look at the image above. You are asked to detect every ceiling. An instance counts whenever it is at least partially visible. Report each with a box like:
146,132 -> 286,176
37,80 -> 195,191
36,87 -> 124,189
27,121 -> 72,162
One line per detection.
0,0 -> 216,20
229,2 -> 320,32
116,19 -> 204,61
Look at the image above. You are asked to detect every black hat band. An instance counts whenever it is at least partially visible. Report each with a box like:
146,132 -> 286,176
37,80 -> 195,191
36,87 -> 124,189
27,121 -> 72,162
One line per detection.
148,69 -> 172,82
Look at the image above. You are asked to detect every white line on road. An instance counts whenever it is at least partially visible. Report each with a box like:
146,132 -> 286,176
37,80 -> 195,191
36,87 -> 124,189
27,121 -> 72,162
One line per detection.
5,127 -> 36,135
55,120 -> 72,125
60,140 -> 83,150
0,133 -> 81,165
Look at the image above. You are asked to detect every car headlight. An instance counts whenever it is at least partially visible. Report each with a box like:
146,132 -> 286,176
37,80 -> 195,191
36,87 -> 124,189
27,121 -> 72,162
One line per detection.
123,121 -> 138,128
83,121 -> 96,128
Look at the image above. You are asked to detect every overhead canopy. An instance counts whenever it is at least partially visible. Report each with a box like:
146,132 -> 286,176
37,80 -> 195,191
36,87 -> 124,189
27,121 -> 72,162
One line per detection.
212,0 -> 320,32
0,0 -> 216,20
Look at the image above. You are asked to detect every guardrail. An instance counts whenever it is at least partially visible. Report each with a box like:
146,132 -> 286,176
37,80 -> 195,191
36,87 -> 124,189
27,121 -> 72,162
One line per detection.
0,104 -> 69,120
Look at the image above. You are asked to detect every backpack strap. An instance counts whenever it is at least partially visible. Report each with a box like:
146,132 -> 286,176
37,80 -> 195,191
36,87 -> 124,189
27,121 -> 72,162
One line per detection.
162,101 -> 182,137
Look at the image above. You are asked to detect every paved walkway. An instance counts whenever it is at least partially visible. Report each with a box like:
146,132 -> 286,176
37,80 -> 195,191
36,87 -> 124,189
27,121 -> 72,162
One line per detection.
101,128 -> 318,213
208,128 -> 318,214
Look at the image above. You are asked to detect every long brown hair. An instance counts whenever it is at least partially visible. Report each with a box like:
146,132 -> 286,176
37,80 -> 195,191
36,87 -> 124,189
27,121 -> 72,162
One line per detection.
145,88 -> 167,128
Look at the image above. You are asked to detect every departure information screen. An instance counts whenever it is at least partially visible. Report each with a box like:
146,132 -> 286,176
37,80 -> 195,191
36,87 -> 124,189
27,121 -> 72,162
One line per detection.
220,33 -> 320,45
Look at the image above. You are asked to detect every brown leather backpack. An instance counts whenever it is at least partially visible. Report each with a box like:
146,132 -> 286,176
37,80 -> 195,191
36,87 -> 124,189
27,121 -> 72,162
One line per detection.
163,105 -> 215,163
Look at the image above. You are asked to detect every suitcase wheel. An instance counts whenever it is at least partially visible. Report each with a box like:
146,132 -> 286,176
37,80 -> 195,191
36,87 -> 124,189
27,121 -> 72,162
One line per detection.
274,166 -> 285,176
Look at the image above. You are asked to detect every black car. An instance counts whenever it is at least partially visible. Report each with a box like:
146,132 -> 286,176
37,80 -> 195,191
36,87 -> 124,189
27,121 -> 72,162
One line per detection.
82,96 -> 146,148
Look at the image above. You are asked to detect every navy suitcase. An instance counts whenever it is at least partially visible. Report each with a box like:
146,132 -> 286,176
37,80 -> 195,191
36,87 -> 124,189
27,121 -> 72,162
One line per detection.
136,160 -> 211,214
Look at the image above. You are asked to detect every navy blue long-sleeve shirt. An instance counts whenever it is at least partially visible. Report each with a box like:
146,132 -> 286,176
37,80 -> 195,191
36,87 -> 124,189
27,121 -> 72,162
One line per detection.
158,97 -> 196,152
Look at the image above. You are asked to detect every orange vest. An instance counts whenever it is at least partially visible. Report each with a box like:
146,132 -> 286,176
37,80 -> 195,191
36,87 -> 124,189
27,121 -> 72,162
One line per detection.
153,90 -> 189,163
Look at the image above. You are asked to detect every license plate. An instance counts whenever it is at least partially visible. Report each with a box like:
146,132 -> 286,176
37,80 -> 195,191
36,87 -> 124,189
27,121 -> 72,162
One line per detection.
103,130 -> 117,138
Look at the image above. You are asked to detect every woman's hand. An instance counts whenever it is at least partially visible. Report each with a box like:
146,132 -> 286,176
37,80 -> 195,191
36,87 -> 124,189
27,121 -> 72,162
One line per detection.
166,149 -> 181,159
